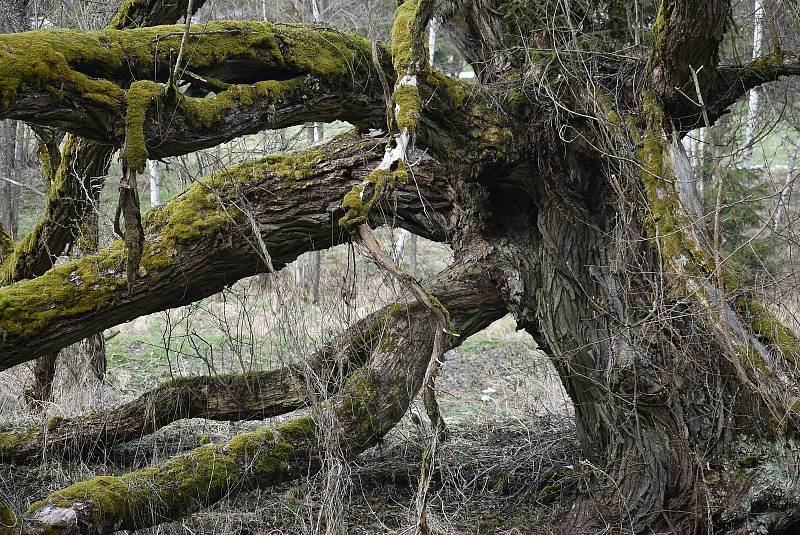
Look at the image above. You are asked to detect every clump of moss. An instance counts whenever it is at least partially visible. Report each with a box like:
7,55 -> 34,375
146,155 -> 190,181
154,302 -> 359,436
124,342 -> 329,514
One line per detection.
47,416 -> 64,432
636,92 -> 708,273
124,80 -> 161,173
0,225 -> 12,265
339,158 -> 411,229
391,0 -> 418,73
0,500 -> 15,535
736,298 -> 800,363
340,170 -> 386,229
394,84 -> 421,131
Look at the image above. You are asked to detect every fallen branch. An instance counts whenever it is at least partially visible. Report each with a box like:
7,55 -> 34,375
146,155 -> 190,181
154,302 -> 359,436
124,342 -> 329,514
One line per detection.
0,303 -> 389,463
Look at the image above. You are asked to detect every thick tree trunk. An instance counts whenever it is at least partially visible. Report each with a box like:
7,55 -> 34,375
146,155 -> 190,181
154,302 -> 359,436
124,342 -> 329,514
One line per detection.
4,0 -> 800,532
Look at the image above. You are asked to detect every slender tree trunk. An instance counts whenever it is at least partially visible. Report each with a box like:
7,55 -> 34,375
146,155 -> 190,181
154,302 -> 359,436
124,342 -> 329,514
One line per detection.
743,0 -> 764,168
0,120 -> 18,239
26,352 -> 57,407
148,159 -> 160,207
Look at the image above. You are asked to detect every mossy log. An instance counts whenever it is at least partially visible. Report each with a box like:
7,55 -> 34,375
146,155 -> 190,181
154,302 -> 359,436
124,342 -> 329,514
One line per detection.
0,302 -> 391,463
21,246 -> 508,534
0,132 -> 452,371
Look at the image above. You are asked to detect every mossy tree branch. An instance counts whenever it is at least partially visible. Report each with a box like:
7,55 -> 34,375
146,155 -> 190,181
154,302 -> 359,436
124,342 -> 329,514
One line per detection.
0,303 -> 386,463
0,0 -> 211,286
0,22 -> 389,146
21,247 -> 507,535
0,132 -> 454,371
700,50 -> 800,131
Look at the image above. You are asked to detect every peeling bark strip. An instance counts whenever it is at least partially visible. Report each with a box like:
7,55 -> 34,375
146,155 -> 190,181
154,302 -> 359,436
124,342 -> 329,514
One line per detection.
0,132 -> 452,370
21,249 -> 507,535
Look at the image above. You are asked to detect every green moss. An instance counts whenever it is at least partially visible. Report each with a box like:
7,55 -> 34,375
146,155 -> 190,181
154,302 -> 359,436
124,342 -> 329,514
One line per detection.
0,431 -> 23,453
276,415 -> 316,438
335,367 -> 383,442
108,0 -> 146,29
0,500 -> 15,535
47,416 -> 64,432
0,29 -> 125,110
536,482 -> 563,505
748,53 -> 783,73
425,71 -> 470,109
0,21 -> 374,118
393,84 -> 422,132
636,92 -> 708,272
261,148 -> 324,189
123,80 -> 161,173
228,427 -> 292,477
0,225 -> 12,264
391,0 -> 418,73
737,298 -> 800,363
339,161 -> 412,230
0,241 -> 130,338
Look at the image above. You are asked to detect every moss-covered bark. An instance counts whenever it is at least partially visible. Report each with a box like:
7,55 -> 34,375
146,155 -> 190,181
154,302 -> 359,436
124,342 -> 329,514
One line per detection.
0,21 -> 389,147
0,132 -> 452,371
0,0 -> 208,287
0,302 -> 392,463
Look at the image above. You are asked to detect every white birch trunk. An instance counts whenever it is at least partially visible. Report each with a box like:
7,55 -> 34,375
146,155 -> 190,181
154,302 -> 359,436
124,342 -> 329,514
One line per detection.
743,0 -> 764,168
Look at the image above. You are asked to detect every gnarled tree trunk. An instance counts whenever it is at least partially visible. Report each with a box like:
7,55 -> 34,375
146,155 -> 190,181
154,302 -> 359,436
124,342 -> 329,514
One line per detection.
1,0 -> 800,533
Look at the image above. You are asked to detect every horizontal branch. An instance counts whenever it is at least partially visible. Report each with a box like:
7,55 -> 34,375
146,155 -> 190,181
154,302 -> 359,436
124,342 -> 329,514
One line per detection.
0,21 -> 389,145
704,51 -> 800,128
21,246 -> 508,534
0,304 -> 387,463
0,131 -> 453,371
110,0 -> 207,30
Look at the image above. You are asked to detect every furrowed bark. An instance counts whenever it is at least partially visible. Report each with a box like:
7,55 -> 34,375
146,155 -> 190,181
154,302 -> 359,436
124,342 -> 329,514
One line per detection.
0,132 -> 453,371
649,0 -> 729,120
21,245 -> 508,535
0,301 -> 390,463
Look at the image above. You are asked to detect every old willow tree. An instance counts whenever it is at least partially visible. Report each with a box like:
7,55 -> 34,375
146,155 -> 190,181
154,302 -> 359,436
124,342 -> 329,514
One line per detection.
1,0 -> 800,532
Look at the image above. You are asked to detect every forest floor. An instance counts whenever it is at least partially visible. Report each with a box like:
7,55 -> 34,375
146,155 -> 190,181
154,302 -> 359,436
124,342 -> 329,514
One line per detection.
0,314 -> 578,534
